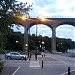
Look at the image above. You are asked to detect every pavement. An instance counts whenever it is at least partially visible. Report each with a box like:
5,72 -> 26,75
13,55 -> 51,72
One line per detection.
0,53 -> 75,75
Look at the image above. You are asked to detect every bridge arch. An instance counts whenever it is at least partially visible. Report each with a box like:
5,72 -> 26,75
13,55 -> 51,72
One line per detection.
29,24 -> 52,35
57,21 -> 75,27
17,18 -> 75,53
29,24 -> 52,51
56,24 -> 75,52
27,21 -> 53,30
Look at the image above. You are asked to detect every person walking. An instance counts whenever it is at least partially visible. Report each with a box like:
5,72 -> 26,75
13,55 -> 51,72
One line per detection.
29,53 -> 32,60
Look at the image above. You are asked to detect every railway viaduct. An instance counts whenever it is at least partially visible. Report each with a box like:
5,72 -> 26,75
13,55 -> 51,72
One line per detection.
18,17 -> 75,53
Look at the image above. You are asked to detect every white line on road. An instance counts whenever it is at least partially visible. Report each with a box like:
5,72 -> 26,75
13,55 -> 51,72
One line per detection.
61,68 -> 75,75
29,61 -> 41,67
12,66 -> 20,75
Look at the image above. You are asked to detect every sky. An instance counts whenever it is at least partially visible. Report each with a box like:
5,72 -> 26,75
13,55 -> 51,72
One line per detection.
13,0 -> 75,41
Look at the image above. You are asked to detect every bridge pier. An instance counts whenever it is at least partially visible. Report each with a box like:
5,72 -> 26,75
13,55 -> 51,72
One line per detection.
51,27 -> 57,53
23,26 -> 28,51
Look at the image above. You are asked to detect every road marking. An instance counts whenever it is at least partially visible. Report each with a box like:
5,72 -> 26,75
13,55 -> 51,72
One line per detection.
61,68 -> 75,75
29,61 -> 41,68
30,67 -> 41,69
12,67 -> 20,75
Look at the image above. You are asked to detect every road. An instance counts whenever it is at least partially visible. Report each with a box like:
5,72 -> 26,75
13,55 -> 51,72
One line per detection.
0,53 -> 75,75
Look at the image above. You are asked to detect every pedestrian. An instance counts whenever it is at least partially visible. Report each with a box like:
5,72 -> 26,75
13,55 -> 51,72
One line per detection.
24,56 -> 27,61
29,54 -> 31,60
35,52 -> 37,60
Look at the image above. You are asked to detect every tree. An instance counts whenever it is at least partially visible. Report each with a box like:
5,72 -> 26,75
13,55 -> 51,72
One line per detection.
56,38 -> 75,52
0,0 -> 32,30
5,31 -> 24,51
44,36 -> 51,51
0,0 -> 32,49
29,39 -> 36,50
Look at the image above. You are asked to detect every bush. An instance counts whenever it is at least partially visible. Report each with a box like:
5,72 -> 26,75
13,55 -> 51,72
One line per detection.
0,61 -> 4,72
0,50 -> 5,54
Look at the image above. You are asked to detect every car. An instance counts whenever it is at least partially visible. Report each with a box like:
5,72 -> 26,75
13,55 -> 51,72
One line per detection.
5,52 -> 27,60
68,49 -> 75,57
56,52 -> 62,54
43,50 -> 49,53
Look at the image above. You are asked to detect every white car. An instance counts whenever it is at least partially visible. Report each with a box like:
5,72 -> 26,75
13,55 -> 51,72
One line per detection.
5,52 -> 27,60
68,50 -> 75,57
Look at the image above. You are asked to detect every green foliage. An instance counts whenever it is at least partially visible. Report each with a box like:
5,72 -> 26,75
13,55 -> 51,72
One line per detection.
1,30 -> 75,52
28,34 -> 51,51
29,39 -> 36,50
56,38 -> 75,52
0,50 -> 5,54
0,61 -> 4,72
30,50 -> 41,55
0,0 -> 32,33
5,32 -> 23,51
0,0 -> 16,33
29,34 -> 75,52
0,0 -> 32,49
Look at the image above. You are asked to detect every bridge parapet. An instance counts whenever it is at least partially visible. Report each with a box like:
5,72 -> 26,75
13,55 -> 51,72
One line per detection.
18,17 -> 75,28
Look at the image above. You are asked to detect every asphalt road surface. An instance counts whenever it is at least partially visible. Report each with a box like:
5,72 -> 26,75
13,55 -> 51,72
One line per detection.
0,53 -> 75,75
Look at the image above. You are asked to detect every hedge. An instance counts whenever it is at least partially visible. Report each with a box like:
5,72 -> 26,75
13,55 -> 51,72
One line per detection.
0,61 -> 4,72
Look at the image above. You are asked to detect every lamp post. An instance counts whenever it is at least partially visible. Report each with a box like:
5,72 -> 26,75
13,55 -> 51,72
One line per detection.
36,15 -> 46,61
25,44 -> 29,58
42,41 -> 44,52
35,17 -> 38,60
41,41 -> 44,68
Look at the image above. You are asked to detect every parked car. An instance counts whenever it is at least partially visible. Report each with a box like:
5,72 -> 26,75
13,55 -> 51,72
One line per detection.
68,49 -> 75,57
5,52 -> 27,60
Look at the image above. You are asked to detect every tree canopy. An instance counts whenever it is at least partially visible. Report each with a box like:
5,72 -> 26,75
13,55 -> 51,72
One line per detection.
0,0 -> 32,49
0,0 -> 32,33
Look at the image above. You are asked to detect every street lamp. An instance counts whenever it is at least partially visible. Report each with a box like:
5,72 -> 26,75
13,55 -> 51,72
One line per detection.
16,40 -> 19,43
41,41 -> 44,68
25,43 -> 28,48
42,41 -> 44,52
19,16 -> 27,20
41,41 -> 44,57
42,41 -> 44,44
25,43 -> 29,58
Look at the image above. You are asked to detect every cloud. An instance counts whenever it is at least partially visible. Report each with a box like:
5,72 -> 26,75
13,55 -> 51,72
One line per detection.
56,25 -> 75,41
30,25 -> 52,37
18,0 -> 75,18
29,0 -> 75,18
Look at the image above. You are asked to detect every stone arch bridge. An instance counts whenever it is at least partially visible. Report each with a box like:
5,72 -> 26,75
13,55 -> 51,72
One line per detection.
17,18 -> 75,53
